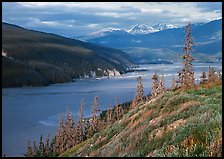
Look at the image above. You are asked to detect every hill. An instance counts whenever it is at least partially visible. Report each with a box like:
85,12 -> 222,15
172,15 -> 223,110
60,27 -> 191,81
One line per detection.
86,19 -> 222,64
2,22 -> 134,88
60,84 -> 222,157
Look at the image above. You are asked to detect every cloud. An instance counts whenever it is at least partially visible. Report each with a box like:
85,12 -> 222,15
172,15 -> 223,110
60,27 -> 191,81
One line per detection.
2,2 -> 222,37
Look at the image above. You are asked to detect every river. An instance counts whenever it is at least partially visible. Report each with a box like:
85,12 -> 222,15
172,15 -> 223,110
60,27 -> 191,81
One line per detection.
2,62 -> 222,156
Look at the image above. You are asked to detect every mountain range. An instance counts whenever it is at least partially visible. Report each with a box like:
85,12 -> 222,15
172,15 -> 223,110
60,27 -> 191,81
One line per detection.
76,23 -> 177,41
77,19 -> 222,64
2,22 -> 134,88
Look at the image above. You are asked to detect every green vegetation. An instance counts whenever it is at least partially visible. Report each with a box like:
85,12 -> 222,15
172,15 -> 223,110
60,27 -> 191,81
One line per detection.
2,22 -> 134,88
64,85 -> 222,157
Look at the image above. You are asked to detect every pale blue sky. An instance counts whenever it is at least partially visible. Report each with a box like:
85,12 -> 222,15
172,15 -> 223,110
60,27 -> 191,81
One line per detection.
2,2 -> 222,37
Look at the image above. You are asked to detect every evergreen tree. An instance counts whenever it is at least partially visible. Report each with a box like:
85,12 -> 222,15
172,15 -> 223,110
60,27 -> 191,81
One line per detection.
207,66 -> 221,83
39,134 -> 44,157
133,76 -> 144,102
217,70 -> 222,80
132,76 -> 144,109
92,96 -> 100,133
64,107 -> 75,150
77,99 -> 85,143
106,104 -> 112,125
120,106 -> 124,118
200,71 -> 207,84
157,74 -> 165,94
131,96 -> 137,109
151,71 -> 159,97
55,112 -> 65,154
171,76 -> 177,90
177,22 -> 195,88
25,140 -> 33,157
45,135 -> 50,157
84,119 -> 92,139
115,99 -> 120,120
136,76 -> 144,102
50,136 -> 57,157
33,141 -> 37,157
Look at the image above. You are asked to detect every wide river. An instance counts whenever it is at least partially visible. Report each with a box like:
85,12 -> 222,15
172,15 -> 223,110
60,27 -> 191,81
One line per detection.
2,62 -> 222,156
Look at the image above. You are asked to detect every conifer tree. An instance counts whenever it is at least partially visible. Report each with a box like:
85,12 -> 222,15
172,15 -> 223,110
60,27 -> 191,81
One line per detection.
33,141 -> 37,157
157,74 -> 165,94
39,134 -> 44,157
120,106 -> 124,118
55,112 -> 65,154
171,76 -> 177,90
92,96 -> 99,133
84,119 -> 92,139
217,70 -> 222,80
130,98 -> 137,109
115,99 -> 120,120
131,76 -> 144,109
77,99 -> 85,143
51,136 -> 57,157
45,135 -> 50,157
200,71 -> 207,84
106,104 -> 112,125
151,71 -> 159,97
64,107 -> 75,149
207,66 -> 219,83
25,140 -> 33,157
177,22 -> 195,88
136,76 -> 144,102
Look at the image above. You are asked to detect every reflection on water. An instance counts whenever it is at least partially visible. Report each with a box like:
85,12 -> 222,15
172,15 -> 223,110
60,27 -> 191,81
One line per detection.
2,62 -> 222,156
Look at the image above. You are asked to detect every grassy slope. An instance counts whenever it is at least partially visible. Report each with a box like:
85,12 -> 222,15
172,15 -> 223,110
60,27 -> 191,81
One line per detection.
60,84 -> 222,157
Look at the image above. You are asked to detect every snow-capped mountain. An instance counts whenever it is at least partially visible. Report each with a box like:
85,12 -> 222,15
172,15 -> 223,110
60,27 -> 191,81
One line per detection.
76,23 -> 179,41
126,24 -> 157,35
76,27 -> 127,41
126,23 -> 178,35
90,27 -> 127,37
151,23 -> 178,31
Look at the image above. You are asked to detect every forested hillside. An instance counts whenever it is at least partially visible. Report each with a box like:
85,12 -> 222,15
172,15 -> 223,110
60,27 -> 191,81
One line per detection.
2,22 -> 134,88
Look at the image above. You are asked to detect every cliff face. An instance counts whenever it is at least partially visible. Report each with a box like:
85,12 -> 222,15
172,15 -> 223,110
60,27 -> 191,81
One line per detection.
60,84 -> 222,157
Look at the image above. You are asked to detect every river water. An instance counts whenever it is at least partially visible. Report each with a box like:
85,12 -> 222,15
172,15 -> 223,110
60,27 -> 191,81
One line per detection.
2,62 -> 222,156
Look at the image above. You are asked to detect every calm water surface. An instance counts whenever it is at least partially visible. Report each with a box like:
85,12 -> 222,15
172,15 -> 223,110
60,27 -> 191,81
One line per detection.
2,63 -> 222,156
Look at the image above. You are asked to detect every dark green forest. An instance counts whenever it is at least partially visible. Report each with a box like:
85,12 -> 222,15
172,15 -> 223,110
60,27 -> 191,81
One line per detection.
2,22 -> 134,88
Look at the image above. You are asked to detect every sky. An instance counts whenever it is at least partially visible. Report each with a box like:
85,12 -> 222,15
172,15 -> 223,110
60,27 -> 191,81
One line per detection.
2,2 -> 222,37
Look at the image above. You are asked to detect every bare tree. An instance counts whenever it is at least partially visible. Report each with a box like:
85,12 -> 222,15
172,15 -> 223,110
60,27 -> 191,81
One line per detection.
55,112 -> 65,154
171,76 -> 177,90
157,74 -> 165,94
106,104 -> 113,125
115,99 -> 120,120
92,96 -> 100,133
25,140 -> 33,157
151,71 -> 159,97
33,141 -> 37,157
177,22 -> 195,88
77,99 -> 85,143
134,76 -> 144,102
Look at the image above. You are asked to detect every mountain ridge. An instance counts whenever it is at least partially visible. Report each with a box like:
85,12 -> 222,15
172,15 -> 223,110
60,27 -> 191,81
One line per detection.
2,22 -> 134,88
86,19 -> 222,64
76,23 -> 178,41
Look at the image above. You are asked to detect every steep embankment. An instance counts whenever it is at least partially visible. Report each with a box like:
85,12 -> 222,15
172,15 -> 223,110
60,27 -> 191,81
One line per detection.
2,22 -> 134,88
61,84 -> 222,157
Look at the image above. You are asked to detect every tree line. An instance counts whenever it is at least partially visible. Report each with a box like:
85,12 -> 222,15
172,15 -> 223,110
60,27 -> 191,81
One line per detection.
24,22 -> 222,157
